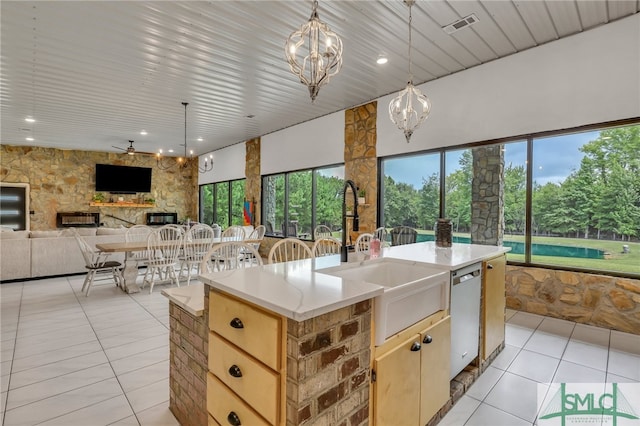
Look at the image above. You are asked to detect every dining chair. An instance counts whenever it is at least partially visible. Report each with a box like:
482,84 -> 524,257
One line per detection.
210,223 -> 222,238
180,223 -> 215,286
125,225 -> 153,275
73,230 -> 123,296
142,225 -> 184,293
355,233 -> 373,254
390,226 -> 418,246
222,225 -> 245,241
243,225 -> 266,260
200,242 -> 263,272
312,237 -> 342,257
268,238 -> 313,264
374,227 -> 391,248
314,225 -> 333,239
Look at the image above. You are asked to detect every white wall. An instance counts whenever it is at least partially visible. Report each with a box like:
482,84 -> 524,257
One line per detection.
197,142 -> 245,185
261,110 -> 344,175
377,13 -> 640,156
200,14 -> 639,176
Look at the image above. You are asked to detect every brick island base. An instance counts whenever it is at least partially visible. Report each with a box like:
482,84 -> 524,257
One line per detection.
169,289 -> 503,426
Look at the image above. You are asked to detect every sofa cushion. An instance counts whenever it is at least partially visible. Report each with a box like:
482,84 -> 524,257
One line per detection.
96,227 -> 127,235
0,230 -> 31,239
60,228 -> 97,237
30,230 -> 62,238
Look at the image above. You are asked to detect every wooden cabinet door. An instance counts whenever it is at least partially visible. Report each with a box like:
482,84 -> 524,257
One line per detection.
373,334 -> 422,426
419,316 -> 451,426
483,254 -> 506,360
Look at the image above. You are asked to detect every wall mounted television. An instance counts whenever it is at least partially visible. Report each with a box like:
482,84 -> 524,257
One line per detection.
95,164 -> 152,194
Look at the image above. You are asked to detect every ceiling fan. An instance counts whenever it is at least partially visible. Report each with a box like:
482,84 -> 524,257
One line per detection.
112,140 -> 155,156
112,140 -> 137,155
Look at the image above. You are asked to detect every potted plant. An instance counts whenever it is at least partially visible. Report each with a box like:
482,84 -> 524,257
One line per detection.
92,193 -> 105,203
357,189 -> 366,205
144,197 -> 155,205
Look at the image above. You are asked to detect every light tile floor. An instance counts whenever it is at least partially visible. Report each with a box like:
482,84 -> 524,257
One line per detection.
440,310 -> 640,426
2,276 -> 639,425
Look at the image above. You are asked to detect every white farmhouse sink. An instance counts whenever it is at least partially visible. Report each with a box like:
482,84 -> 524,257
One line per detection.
318,258 -> 449,346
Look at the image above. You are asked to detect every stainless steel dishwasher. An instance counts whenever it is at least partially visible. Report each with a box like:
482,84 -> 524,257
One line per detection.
449,262 -> 482,379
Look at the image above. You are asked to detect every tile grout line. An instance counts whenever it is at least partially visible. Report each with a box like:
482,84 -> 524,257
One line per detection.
66,277 -> 143,426
2,282 -> 24,426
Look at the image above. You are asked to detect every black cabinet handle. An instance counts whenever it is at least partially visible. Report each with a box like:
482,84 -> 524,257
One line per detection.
229,318 -> 244,329
487,264 -> 494,270
227,411 -> 241,425
410,342 -> 421,352
423,335 -> 433,344
228,365 -> 243,378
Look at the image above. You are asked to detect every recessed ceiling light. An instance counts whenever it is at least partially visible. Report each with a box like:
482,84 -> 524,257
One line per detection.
140,130 -> 147,135
376,55 -> 388,65
197,137 -> 203,142
168,149 -> 174,153
25,117 -> 35,123
26,137 -> 34,141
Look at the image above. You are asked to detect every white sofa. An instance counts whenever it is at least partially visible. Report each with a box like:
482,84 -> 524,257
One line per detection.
1,228 -> 127,281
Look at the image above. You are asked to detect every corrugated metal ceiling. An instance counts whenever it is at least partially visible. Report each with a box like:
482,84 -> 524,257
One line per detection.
1,1 -> 637,156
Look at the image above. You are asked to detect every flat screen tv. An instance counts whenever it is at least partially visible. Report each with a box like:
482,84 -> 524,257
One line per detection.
95,164 -> 152,194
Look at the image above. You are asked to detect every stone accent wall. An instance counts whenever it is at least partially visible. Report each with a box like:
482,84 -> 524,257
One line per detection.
1,145 -> 197,230
286,300 -> 372,426
344,102 -> 377,242
245,138 -> 261,226
168,298 -> 209,426
471,146 -> 504,245
506,266 -> 640,335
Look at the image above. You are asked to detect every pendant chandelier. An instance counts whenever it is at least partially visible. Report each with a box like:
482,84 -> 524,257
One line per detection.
156,102 -> 214,173
285,0 -> 343,102
389,0 -> 431,143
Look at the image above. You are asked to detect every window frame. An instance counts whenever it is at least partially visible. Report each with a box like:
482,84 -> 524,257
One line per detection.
377,117 -> 639,279
198,178 -> 246,228
261,163 -> 344,240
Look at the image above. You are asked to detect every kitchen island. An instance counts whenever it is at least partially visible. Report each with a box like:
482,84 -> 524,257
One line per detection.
165,242 -> 509,426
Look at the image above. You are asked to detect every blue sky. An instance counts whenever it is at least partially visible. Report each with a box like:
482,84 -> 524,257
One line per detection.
383,131 -> 600,188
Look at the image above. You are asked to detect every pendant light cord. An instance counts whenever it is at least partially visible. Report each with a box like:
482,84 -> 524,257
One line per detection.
408,1 -> 414,84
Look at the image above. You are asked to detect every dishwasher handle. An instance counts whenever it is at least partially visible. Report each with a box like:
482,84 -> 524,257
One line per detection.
453,269 -> 480,285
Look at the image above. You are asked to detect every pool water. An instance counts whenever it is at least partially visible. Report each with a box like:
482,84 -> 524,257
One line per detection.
415,234 -> 605,259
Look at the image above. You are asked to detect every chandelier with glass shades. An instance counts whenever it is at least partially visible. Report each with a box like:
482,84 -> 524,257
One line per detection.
156,102 -> 214,173
285,0 -> 343,102
389,0 -> 432,143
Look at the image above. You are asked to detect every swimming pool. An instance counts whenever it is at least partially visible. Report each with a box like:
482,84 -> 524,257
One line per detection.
415,234 -> 605,259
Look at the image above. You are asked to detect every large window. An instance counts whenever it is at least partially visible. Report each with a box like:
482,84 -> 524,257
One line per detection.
444,149 -> 472,241
262,164 -> 344,239
380,152 -> 440,238
529,126 -> 640,274
199,179 -> 246,227
379,122 -> 639,276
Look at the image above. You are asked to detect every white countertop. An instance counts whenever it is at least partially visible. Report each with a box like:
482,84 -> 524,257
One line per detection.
199,255 -> 384,321
199,242 -> 509,321
382,242 -> 510,270
162,283 -> 205,317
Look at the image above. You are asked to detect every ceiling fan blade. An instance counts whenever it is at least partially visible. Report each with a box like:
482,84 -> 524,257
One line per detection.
112,145 -> 126,151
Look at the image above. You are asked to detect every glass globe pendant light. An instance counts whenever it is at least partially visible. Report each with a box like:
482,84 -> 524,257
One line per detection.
389,0 -> 432,143
285,0 -> 343,102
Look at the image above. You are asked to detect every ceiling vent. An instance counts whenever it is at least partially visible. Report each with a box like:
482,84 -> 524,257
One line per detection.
442,14 -> 479,34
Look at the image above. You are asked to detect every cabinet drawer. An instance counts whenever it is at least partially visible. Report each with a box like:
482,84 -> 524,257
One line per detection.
208,414 -> 221,426
207,373 -> 270,426
209,291 -> 282,370
209,332 -> 279,425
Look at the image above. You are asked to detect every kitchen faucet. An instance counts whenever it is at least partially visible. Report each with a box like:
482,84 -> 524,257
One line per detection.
341,179 -> 360,262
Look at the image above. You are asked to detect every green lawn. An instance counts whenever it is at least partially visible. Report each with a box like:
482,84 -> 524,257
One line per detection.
413,229 -> 639,275
504,234 -> 640,274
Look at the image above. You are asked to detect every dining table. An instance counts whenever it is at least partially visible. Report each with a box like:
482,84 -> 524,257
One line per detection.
96,237 -> 260,293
